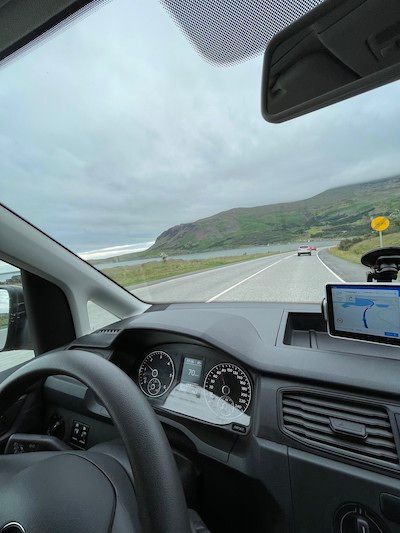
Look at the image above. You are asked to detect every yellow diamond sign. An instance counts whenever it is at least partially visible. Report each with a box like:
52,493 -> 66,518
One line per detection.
371,216 -> 390,232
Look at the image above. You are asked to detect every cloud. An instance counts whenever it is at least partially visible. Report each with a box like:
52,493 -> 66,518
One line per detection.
80,241 -> 155,260
1,0 -> 400,252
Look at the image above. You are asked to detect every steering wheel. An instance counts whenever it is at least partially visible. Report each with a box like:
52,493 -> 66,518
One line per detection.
0,349 -> 192,533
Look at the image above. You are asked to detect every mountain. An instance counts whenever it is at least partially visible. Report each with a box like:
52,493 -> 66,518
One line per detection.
144,176 -> 400,255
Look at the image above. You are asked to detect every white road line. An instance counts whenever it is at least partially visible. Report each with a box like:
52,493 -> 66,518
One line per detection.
316,249 -> 344,282
207,254 -> 296,302
131,251 -> 292,290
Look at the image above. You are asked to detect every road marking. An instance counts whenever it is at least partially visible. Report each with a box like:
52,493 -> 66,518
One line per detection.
130,251 -> 292,290
316,249 -> 344,282
207,254 -> 296,302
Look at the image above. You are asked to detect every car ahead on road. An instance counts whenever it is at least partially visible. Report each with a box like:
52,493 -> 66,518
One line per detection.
1,2 -> 400,533
297,245 -> 312,256
309,245 -> 317,251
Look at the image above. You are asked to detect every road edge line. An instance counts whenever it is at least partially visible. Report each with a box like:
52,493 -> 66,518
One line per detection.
316,248 -> 344,282
207,254 -> 295,302
129,251 -> 292,292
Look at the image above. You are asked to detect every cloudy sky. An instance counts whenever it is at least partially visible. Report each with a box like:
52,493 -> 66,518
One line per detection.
1,0 -> 400,254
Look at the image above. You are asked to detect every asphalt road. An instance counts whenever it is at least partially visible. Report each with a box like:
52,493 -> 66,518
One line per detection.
318,248 -> 369,282
134,248 -> 368,303
0,249 -> 369,371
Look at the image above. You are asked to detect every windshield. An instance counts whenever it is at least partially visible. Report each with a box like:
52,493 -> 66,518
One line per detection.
1,0 -> 400,304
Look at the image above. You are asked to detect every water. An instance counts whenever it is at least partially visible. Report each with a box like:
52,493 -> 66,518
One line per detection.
94,239 -> 338,270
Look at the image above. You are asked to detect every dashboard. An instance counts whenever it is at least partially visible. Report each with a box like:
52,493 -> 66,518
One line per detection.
130,344 -> 252,432
40,301 -> 400,533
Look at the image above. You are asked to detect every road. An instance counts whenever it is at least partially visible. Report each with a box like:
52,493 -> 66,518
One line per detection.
134,248 -> 368,303
0,249 -> 369,372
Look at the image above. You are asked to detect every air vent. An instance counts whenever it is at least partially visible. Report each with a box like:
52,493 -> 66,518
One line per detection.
97,328 -> 120,334
281,391 -> 399,469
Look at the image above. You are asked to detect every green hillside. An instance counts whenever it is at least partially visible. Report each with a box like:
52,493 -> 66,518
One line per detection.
330,232 -> 400,264
143,176 -> 400,255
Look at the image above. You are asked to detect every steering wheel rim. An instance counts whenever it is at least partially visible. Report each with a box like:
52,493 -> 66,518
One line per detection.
0,349 -> 191,533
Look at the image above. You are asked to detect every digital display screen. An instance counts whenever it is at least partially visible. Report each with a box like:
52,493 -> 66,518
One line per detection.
181,357 -> 203,384
326,284 -> 400,345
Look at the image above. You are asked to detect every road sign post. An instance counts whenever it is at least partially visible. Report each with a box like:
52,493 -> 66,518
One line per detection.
370,216 -> 390,247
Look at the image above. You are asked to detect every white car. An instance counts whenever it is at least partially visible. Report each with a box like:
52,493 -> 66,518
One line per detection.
298,245 -> 312,256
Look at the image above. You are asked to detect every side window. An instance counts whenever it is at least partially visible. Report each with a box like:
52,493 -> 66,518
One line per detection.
0,260 -> 34,371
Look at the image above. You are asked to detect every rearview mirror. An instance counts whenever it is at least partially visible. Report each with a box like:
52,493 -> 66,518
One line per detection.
0,286 -> 31,352
262,0 -> 400,123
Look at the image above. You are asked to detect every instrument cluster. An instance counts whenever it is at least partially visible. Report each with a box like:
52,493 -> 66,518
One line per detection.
135,343 -> 253,432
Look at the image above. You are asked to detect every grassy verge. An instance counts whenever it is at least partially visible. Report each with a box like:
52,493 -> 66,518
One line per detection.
102,252 -> 278,288
330,232 -> 400,264
329,247 -> 362,264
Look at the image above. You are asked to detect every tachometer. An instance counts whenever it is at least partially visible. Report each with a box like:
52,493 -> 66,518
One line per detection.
203,362 -> 251,419
138,350 -> 175,398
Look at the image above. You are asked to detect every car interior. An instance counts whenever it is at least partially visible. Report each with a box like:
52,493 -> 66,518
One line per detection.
2,1 -> 400,532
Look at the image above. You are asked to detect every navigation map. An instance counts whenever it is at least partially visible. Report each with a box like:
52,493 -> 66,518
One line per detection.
331,285 -> 400,339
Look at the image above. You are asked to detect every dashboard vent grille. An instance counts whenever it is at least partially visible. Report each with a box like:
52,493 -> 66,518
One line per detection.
98,328 -> 120,334
281,391 -> 399,468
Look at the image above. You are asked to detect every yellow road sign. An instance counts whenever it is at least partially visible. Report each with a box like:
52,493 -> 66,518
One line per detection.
371,216 -> 390,232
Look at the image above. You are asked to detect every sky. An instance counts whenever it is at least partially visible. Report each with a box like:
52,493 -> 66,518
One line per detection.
1,0 -> 400,255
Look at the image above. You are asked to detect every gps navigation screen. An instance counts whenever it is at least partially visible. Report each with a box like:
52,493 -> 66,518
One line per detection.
327,284 -> 400,345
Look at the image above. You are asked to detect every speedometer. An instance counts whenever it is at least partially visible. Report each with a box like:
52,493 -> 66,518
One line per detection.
203,362 -> 251,419
138,350 -> 175,398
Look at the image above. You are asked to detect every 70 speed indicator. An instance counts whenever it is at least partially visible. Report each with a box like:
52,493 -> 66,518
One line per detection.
203,362 -> 252,419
